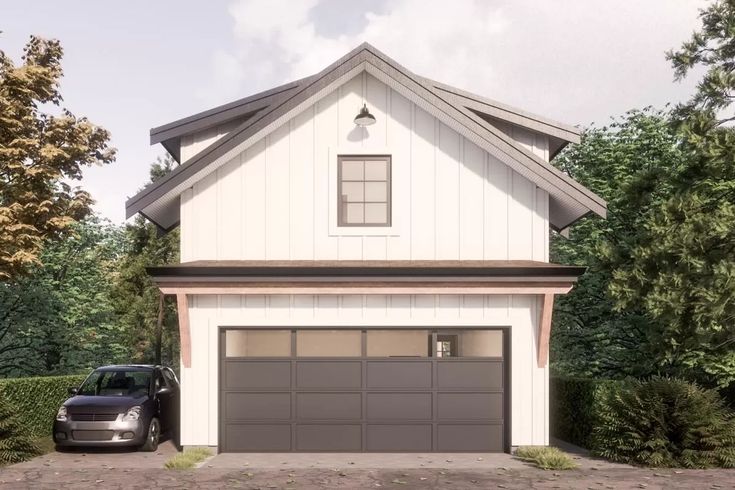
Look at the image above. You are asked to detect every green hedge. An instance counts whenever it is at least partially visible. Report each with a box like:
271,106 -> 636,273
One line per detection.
0,374 -> 86,438
550,376 -> 619,448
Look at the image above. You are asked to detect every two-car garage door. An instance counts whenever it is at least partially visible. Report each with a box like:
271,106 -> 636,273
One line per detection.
220,328 -> 507,452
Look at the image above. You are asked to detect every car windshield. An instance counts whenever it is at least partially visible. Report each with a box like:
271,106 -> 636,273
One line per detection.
77,370 -> 151,397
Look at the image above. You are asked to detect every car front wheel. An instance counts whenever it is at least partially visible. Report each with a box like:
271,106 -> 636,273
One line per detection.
140,417 -> 160,452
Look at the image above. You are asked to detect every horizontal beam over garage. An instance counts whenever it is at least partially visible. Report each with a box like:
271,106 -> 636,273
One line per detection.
157,281 -> 574,296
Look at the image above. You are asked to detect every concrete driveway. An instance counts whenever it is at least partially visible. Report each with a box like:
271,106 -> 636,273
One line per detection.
206,451 -> 529,469
8,439 -> 177,470
3,443 -> 733,489
1,463 -> 733,489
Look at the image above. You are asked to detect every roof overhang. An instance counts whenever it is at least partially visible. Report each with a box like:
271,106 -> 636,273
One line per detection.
128,43 -> 606,233
148,260 -> 585,295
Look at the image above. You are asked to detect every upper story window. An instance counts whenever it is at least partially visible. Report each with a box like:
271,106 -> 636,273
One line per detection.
338,155 -> 391,226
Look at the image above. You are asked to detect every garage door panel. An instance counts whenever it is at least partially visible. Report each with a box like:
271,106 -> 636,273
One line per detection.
224,361 -> 291,390
221,329 -> 506,453
437,393 -> 503,420
367,361 -> 432,389
437,424 -> 504,451
296,425 -> 362,451
367,425 -> 432,451
437,361 -> 503,389
297,393 -> 362,420
296,361 -> 362,389
225,424 -> 291,451
225,392 -> 291,420
367,393 -> 432,420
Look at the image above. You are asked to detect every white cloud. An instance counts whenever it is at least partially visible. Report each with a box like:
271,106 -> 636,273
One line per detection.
204,0 -> 706,127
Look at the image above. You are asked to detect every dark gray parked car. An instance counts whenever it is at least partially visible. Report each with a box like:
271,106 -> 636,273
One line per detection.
53,365 -> 179,451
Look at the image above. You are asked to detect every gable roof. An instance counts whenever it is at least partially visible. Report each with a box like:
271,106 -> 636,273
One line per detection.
127,42 -> 605,232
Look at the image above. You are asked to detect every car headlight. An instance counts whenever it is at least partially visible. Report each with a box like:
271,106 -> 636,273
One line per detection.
122,406 -> 141,421
56,406 -> 68,422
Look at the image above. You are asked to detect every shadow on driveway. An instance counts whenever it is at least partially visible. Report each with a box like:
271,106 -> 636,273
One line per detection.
9,439 -> 177,470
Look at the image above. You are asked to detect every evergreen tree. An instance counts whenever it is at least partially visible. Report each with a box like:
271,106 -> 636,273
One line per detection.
602,0 -> 735,387
112,156 -> 180,367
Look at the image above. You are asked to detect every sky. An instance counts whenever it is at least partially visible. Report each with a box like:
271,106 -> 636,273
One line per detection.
0,0 -> 708,224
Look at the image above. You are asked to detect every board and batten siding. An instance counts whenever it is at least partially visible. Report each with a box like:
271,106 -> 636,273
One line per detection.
175,71 -> 552,450
178,72 -> 550,262
180,293 -> 549,448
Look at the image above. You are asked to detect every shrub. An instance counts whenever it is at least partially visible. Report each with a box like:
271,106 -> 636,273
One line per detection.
514,446 -> 578,470
164,447 -> 213,469
591,377 -> 735,468
0,374 -> 86,438
0,397 -> 39,464
550,377 -> 615,448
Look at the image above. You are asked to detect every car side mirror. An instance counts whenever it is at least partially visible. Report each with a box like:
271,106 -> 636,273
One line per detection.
156,386 -> 171,396
68,387 -> 78,396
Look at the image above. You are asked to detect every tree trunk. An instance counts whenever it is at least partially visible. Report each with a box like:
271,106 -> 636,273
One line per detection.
155,292 -> 164,365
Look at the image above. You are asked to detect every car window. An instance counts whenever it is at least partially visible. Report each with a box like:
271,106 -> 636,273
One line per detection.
78,370 -> 151,397
162,368 -> 178,386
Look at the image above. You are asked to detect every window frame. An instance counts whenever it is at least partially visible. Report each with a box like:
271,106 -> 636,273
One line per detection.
337,154 -> 392,227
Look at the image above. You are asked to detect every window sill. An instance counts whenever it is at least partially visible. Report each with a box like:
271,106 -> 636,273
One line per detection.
328,225 -> 400,237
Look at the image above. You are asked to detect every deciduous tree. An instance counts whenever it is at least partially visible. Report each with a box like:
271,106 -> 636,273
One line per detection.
0,35 -> 115,280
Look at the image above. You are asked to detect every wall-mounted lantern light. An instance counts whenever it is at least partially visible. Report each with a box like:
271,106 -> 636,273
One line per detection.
353,103 -> 376,126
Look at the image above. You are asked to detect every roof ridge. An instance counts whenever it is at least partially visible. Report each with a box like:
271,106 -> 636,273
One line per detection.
128,42 -> 606,232
358,46 -> 606,211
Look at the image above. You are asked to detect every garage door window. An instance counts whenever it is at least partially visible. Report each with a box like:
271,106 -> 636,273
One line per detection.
296,330 -> 361,357
366,330 -> 429,357
455,330 -> 504,357
225,330 -> 291,357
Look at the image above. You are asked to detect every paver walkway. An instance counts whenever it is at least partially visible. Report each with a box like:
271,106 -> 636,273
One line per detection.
9,440 -> 177,470
1,465 -> 733,489
3,441 -> 733,489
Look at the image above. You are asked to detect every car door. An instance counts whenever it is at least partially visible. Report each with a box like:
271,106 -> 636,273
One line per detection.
153,369 -> 173,433
160,368 -> 180,438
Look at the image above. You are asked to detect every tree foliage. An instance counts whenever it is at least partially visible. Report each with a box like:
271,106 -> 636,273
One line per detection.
0,36 -> 115,280
591,378 -> 735,468
112,156 -> 180,367
0,218 -> 128,376
551,108 -> 686,379
553,0 -> 735,389
600,0 -> 735,387
0,397 -> 38,465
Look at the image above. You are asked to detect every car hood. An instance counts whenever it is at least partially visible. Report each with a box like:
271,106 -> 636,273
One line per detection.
64,395 -> 147,413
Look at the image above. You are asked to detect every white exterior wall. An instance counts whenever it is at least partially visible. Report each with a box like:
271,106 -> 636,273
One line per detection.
179,73 -> 549,263
181,294 -> 548,448
177,71 -> 552,449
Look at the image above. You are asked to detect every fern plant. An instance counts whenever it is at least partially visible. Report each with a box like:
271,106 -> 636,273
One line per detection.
0,397 -> 39,465
591,377 -> 735,468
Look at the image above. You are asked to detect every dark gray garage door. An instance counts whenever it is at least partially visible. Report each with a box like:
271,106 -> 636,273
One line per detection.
220,328 -> 507,452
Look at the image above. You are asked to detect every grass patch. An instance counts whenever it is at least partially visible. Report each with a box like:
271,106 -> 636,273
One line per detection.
515,446 -> 578,470
35,436 -> 56,456
164,447 -> 213,469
